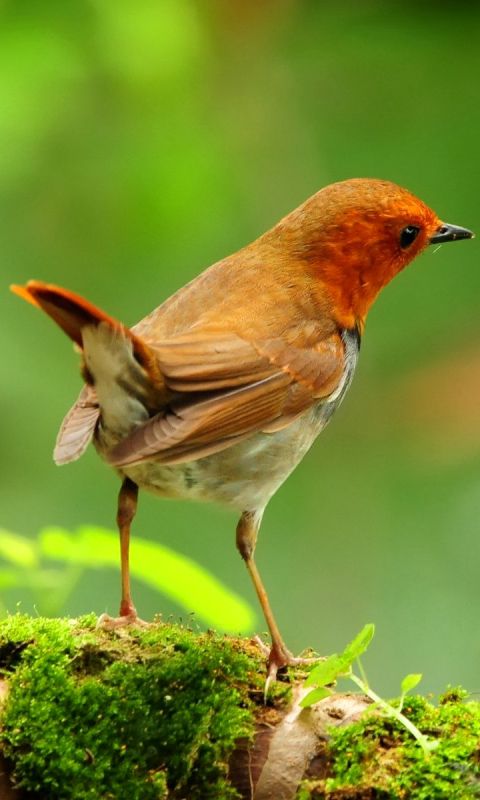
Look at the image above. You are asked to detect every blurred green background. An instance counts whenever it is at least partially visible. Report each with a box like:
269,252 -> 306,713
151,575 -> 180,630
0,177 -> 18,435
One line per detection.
2,0 -> 480,697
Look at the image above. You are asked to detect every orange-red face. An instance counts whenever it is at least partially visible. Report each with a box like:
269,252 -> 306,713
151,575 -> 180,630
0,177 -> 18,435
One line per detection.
299,179 -> 473,328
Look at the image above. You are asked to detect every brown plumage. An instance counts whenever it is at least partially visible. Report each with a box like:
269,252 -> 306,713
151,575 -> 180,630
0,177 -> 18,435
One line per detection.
11,178 -> 473,682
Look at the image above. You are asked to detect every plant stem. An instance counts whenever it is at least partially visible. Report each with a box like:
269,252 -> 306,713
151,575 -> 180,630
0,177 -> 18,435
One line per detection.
349,673 -> 435,757
356,657 -> 369,689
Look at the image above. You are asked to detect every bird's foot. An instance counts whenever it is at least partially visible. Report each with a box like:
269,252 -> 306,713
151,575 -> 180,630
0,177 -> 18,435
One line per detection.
96,611 -> 149,631
253,635 -> 324,695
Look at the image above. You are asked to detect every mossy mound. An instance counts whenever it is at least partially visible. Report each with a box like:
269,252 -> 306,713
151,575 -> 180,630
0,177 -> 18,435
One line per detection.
1,615 -> 480,799
0,614 -> 270,799
296,690 -> 480,800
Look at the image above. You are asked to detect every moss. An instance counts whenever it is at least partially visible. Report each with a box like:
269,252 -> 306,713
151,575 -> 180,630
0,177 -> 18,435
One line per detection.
0,614 -> 271,800
3,617 -> 479,800
296,691 -> 480,799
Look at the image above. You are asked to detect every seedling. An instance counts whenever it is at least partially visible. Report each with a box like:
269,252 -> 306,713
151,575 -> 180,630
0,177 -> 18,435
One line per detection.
301,624 -> 438,757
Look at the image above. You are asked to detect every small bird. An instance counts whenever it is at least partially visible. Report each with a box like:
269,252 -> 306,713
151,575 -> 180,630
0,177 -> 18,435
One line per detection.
11,178 -> 473,682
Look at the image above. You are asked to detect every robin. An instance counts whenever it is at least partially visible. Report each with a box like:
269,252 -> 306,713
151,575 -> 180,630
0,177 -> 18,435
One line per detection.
11,178 -> 473,682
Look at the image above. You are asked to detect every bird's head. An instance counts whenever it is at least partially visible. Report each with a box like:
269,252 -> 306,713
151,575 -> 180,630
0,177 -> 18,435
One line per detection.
278,178 -> 474,330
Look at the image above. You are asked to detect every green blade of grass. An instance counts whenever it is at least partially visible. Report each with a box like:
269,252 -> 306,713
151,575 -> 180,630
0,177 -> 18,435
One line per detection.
39,526 -> 256,633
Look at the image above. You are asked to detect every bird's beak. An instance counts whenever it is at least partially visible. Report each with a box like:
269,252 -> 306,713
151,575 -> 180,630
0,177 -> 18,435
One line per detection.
430,222 -> 474,245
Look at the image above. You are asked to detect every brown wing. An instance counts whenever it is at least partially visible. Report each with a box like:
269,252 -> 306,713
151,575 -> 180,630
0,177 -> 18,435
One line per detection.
150,331 -> 275,391
54,385 -> 99,465
107,328 -> 346,468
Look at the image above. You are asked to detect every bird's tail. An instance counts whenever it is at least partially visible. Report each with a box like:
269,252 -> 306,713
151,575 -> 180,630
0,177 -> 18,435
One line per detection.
10,281 -> 157,368
11,281 -> 165,464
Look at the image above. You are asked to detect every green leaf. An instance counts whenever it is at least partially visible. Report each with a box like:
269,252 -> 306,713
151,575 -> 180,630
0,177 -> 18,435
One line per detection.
0,529 -> 37,568
304,654 -> 348,687
401,673 -> 422,695
39,526 -> 256,633
0,566 -> 71,592
39,527 -> 92,564
300,686 -> 333,707
342,623 -> 375,665
304,625 -> 374,691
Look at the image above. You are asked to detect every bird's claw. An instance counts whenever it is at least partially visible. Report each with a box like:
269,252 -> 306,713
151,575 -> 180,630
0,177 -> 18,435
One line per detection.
96,612 -> 150,631
253,635 -> 324,697
252,634 -> 271,658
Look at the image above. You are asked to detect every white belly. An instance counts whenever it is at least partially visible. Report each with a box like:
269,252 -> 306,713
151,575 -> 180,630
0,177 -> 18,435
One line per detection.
119,406 -> 326,513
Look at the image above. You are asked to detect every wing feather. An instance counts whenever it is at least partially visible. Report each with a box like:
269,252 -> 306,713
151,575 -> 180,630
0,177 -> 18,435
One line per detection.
54,385 -> 99,465
107,372 -> 291,466
151,332 -> 273,391
107,328 -> 347,467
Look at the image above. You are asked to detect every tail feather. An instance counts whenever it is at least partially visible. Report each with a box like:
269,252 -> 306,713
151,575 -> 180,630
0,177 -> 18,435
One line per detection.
10,281 -> 155,370
11,281 -> 166,462
11,282 -> 116,346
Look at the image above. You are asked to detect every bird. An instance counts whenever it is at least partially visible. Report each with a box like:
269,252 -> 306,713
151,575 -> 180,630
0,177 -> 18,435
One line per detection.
11,178 -> 473,683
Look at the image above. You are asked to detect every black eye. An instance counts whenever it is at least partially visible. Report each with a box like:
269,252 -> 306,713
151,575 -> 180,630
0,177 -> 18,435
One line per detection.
400,225 -> 421,249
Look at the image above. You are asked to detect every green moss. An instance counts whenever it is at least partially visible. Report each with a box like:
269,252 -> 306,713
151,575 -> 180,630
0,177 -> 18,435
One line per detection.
296,691 -> 480,799
0,614 -> 268,799
4,617 -> 479,799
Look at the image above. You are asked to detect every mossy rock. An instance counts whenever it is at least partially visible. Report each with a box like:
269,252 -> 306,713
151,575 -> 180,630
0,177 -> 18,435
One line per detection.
295,690 -> 480,800
0,615 -> 269,799
0,615 -> 479,799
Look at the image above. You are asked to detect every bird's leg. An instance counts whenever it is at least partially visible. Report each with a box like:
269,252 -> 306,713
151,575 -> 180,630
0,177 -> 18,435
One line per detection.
236,511 -> 318,687
117,477 -> 139,619
97,478 -> 148,630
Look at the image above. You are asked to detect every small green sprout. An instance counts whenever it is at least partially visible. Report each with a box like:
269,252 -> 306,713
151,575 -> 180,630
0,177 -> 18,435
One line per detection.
301,624 -> 438,757
399,673 -> 423,712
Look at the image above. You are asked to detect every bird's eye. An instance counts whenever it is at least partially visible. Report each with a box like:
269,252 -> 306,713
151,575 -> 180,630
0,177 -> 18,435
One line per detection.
400,225 -> 421,249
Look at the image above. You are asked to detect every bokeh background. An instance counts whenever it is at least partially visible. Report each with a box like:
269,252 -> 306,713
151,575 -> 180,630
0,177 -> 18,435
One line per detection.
2,0 -> 480,697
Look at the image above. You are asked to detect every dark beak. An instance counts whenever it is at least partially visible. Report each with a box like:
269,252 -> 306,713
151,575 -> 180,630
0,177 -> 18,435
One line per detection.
430,222 -> 474,245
